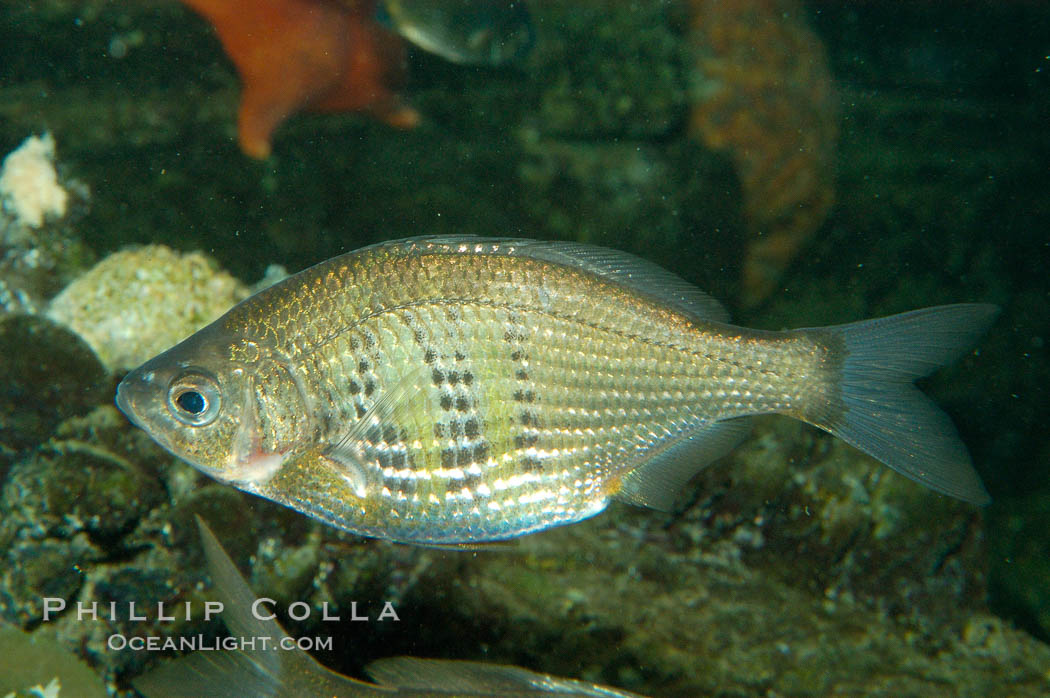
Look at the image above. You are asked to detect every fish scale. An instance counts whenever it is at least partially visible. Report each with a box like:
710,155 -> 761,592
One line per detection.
117,237 -> 997,543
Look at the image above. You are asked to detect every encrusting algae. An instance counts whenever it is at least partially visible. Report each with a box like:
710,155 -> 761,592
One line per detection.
117,236 -> 996,544
47,245 -> 248,371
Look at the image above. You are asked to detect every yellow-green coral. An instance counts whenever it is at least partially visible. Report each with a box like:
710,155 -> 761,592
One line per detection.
47,245 -> 247,371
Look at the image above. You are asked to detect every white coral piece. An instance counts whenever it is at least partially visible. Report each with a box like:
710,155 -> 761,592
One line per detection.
0,134 -> 69,228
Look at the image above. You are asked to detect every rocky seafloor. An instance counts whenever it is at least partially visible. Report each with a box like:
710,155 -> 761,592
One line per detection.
1,1 -> 1048,696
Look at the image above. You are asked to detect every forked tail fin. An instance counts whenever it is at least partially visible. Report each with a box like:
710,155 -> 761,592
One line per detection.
801,304 -> 999,504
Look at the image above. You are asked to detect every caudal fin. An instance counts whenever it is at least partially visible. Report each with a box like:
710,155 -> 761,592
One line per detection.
802,304 -> 998,504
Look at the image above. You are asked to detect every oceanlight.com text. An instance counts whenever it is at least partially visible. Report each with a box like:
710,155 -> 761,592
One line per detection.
107,633 -> 334,652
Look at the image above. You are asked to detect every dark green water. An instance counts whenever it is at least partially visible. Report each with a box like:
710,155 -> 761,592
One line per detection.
0,1 -> 1047,695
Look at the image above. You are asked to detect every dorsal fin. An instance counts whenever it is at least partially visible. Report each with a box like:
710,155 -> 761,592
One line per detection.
511,240 -> 730,324
382,236 -> 730,324
133,517 -> 365,697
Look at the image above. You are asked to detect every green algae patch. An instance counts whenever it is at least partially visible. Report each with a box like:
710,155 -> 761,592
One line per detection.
0,623 -> 107,698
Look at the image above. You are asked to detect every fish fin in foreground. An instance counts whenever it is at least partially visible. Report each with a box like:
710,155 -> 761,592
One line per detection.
135,517 -> 648,697
365,656 -> 646,697
616,417 -> 752,511
133,516 -> 364,698
799,303 -> 999,504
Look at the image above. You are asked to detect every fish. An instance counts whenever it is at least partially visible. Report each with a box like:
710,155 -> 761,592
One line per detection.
376,0 -> 534,66
116,236 -> 998,545
133,515 -> 646,697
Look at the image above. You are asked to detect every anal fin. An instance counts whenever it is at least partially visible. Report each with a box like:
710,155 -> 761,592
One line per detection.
616,418 -> 752,511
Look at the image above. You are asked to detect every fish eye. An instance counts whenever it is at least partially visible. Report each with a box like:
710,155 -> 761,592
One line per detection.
167,371 -> 222,427
175,390 -> 206,414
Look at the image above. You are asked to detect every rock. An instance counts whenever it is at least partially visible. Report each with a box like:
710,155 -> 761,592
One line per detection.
47,245 -> 248,371
0,315 -> 109,471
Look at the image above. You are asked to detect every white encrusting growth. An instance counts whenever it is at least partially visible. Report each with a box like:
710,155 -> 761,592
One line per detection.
0,133 -> 69,228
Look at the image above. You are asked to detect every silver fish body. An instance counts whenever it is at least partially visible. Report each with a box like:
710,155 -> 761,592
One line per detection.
117,237 -> 996,544
377,0 -> 534,65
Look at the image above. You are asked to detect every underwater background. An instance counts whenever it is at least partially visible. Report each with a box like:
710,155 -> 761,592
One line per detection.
0,0 -> 1048,695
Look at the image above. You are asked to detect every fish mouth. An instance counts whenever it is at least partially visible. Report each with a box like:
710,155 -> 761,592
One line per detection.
115,370 -> 154,431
